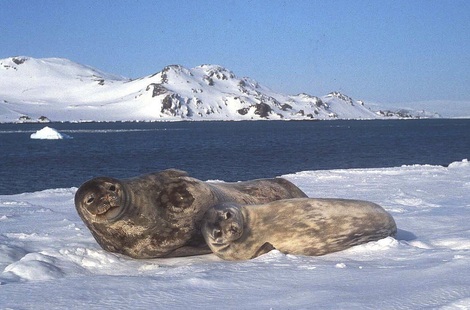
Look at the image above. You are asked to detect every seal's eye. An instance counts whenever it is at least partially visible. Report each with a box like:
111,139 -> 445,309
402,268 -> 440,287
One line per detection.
109,185 -> 116,192
86,196 -> 95,204
225,211 -> 232,220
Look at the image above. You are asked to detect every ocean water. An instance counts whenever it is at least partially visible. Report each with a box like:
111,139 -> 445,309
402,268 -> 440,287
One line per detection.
0,119 -> 469,195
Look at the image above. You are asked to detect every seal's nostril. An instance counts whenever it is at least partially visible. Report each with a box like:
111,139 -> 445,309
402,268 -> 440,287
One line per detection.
230,225 -> 238,233
214,229 -> 222,239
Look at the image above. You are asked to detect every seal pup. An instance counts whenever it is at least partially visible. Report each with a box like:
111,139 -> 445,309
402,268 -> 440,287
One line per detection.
74,169 -> 307,259
202,198 -> 397,260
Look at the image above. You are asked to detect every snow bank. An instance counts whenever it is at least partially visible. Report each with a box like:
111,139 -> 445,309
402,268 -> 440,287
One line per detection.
30,126 -> 72,139
0,161 -> 470,309
448,158 -> 469,168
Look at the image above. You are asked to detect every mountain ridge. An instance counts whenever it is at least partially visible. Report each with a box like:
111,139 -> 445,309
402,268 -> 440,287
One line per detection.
0,56 -> 439,123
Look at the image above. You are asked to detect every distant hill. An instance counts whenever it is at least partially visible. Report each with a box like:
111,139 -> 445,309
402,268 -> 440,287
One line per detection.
0,56 -> 439,123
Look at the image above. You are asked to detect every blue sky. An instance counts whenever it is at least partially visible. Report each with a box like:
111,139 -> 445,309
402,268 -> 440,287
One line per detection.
1,0 -> 469,104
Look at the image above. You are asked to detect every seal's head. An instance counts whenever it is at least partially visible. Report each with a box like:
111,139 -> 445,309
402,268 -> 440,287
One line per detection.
202,203 -> 244,251
74,177 -> 128,222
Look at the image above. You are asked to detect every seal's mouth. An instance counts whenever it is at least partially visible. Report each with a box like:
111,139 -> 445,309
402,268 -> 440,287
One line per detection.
210,236 -> 225,245
86,194 -> 123,218
95,204 -> 120,216
97,204 -> 122,220
210,242 -> 230,252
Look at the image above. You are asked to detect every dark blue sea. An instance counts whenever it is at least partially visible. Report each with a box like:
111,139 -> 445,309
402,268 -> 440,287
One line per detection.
1,119 -> 469,195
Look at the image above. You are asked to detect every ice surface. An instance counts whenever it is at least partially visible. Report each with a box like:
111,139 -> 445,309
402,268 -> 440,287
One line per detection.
0,161 -> 469,309
30,126 -> 72,139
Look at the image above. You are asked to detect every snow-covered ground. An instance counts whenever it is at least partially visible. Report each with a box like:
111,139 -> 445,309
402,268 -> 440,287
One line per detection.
0,56 -> 441,123
0,160 -> 470,309
1,160 -> 469,309
368,100 -> 470,119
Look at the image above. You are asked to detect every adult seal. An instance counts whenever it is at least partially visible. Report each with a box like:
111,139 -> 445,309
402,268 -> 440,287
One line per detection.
202,198 -> 397,260
74,169 -> 307,258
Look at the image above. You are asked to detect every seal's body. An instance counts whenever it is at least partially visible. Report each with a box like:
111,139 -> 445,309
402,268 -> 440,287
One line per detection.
74,169 -> 307,258
202,198 -> 397,260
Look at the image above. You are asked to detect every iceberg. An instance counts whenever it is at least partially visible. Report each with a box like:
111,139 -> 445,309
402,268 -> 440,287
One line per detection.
30,126 -> 72,140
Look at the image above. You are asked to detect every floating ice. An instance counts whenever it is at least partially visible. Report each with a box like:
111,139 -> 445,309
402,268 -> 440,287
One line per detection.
30,126 -> 72,139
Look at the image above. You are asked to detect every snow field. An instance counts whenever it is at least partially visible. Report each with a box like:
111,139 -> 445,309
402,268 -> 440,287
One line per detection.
1,57 -> 431,123
0,161 -> 469,309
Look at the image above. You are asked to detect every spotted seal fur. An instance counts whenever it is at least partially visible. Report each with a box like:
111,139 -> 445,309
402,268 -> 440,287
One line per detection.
74,169 -> 307,258
202,198 -> 397,260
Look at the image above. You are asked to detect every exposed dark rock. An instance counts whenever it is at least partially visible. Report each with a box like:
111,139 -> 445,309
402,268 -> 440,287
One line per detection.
18,115 -> 32,121
297,93 -> 324,108
38,116 -> 50,122
2,64 -> 16,70
162,64 -> 184,73
237,108 -> 249,115
161,73 -> 168,84
281,103 -> 292,111
211,72 -> 227,80
203,75 -> 214,86
161,94 -> 182,116
327,92 -> 355,105
242,78 -> 259,89
254,102 -> 272,118
12,57 -> 27,65
185,107 -> 193,117
396,109 -> 413,118
377,110 -> 392,117
91,75 -> 105,85
146,83 -> 167,97
377,109 -> 413,118
314,98 -> 324,107
159,65 -> 193,83
204,66 -> 235,81
238,80 -> 250,94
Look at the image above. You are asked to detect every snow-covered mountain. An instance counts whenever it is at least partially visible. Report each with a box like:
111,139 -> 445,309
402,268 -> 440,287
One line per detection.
0,56 -> 438,123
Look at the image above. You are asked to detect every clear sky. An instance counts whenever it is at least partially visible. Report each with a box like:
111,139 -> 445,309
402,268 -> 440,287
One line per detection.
1,0 -> 469,105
